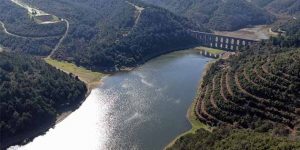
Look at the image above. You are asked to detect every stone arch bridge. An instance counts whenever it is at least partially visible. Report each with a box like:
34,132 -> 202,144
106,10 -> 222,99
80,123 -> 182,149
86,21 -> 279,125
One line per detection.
188,30 -> 259,51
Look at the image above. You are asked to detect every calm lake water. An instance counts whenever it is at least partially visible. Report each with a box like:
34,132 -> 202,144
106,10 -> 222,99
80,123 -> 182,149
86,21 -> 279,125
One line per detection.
9,50 -> 211,150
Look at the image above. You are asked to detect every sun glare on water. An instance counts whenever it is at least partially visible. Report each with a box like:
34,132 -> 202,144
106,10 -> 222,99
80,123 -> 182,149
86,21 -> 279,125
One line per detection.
9,89 -> 112,150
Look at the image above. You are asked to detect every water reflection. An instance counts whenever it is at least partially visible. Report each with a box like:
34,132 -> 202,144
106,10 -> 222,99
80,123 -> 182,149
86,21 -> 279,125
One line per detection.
9,89 -> 113,150
10,50 -> 211,150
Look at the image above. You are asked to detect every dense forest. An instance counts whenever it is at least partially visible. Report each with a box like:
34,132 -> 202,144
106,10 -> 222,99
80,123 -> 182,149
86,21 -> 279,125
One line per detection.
0,1 -> 63,56
245,0 -> 300,17
20,0 -> 207,71
0,31 -> 60,56
0,0 -> 66,37
142,0 -> 274,31
0,52 -> 87,148
168,126 -> 300,150
264,0 -> 300,17
271,19 -> 300,47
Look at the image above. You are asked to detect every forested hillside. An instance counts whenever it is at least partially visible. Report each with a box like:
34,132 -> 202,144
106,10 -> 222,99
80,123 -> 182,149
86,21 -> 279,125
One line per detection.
0,1 -> 64,56
142,0 -> 274,31
169,15 -> 300,149
169,127 -> 300,150
0,52 -> 87,148
271,19 -> 300,47
0,1 -> 66,37
19,0 -> 207,71
264,0 -> 300,17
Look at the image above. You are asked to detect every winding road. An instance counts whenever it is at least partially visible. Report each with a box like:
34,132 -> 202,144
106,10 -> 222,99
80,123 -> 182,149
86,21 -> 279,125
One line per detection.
0,21 -> 23,38
0,0 -> 70,58
0,21 -> 62,39
48,19 -> 69,58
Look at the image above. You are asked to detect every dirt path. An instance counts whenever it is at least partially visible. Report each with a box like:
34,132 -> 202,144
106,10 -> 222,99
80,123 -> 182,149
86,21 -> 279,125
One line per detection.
10,0 -> 61,25
0,21 -> 23,38
11,0 -> 48,16
48,19 -> 69,58
121,1 -> 145,37
126,1 -> 144,27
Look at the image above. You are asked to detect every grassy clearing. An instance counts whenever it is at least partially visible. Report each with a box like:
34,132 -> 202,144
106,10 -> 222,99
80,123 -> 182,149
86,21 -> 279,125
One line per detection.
194,46 -> 225,54
34,15 -> 60,24
44,58 -> 106,85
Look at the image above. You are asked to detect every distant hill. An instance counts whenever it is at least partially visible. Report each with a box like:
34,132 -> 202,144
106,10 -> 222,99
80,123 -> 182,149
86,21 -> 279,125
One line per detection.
142,0 -> 274,31
0,52 -> 87,148
263,0 -> 300,17
248,0 -> 300,19
11,0 -> 206,71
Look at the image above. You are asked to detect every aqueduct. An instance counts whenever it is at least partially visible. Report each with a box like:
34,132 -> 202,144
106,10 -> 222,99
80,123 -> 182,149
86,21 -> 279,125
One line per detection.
188,30 -> 258,51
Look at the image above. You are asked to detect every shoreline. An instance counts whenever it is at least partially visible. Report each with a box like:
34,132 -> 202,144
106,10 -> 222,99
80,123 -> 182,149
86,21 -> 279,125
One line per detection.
55,75 -> 108,124
4,48 -> 219,149
164,60 -> 216,150
45,58 -> 110,124
2,59 -> 108,150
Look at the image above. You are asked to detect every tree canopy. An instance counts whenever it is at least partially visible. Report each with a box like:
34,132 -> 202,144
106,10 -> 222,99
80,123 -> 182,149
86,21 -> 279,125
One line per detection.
0,52 -> 87,148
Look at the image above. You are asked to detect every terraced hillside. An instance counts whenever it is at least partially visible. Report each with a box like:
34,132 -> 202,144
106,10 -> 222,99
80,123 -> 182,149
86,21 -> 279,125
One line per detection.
196,48 -> 300,137
264,0 -> 300,17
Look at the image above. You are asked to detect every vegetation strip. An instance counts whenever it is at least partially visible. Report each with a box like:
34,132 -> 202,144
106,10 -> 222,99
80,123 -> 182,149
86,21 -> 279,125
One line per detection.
44,58 -> 107,91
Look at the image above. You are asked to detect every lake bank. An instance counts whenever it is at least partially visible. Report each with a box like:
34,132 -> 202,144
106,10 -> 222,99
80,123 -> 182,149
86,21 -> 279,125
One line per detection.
44,58 -> 109,123
43,50 -> 215,150
44,58 -> 107,92
1,58 -> 107,149
10,49 -> 211,150
164,61 -> 215,150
